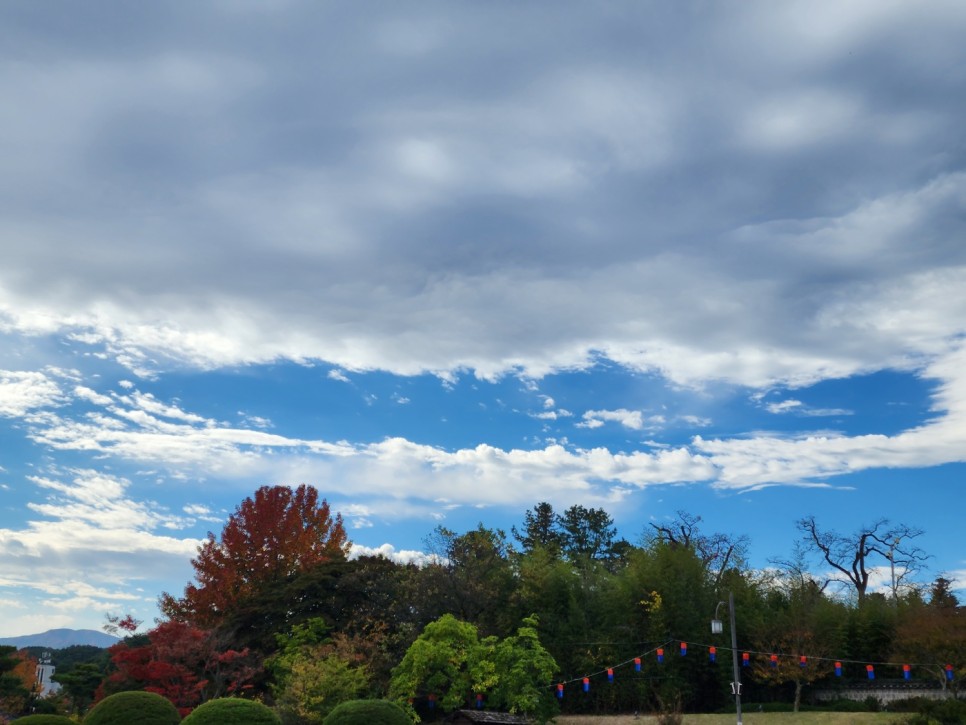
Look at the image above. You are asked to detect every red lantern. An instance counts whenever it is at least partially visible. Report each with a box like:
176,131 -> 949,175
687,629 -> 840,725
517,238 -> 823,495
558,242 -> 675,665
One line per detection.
709,646 -> 717,663
634,657 -> 641,671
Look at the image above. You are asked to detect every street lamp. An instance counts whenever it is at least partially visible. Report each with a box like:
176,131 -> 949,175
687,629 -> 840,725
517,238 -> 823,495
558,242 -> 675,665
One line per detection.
712,592 -> 742,725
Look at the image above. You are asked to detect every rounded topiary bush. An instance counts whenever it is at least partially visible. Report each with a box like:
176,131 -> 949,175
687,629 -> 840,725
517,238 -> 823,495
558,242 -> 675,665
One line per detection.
181,698 -> 280,725
83,691 -> 181,725
321,699 -> 411,725
13,716 -> 75,724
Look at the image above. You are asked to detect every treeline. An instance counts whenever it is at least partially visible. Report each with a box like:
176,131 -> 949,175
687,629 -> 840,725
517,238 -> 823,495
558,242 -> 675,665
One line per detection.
37,486 -> 965,723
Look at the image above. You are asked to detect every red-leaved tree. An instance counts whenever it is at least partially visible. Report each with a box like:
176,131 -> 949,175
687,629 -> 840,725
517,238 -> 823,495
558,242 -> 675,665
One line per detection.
98,620 -> 257,716
161,484 -> 349,627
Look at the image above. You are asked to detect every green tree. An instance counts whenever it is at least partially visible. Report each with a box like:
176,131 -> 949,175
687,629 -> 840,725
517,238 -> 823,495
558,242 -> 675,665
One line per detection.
389,614 -> 486,718
489,616 -> 559,723
558,504 -> 622,562
892,577 -> 965,694
52,661 -> 106,714
269,618 -> 369,724
512,502 -> 565,556
421,524 -> 518,636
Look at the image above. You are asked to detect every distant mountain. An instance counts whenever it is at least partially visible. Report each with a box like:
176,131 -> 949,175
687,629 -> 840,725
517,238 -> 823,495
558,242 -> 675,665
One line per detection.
0,628 -> 119,649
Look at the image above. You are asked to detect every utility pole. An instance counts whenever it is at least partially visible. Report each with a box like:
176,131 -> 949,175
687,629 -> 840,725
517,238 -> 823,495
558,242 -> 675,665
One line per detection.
713,593 -> 742,725
729,591 -> 742,725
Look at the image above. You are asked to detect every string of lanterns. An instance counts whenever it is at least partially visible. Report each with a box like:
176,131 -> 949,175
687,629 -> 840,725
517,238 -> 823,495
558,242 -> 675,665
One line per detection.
410,640 -> 957,709
549,639 -> 957,699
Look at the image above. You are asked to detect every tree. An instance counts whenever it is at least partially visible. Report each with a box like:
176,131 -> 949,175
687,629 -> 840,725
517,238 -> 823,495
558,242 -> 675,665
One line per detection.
892,577 -> 965,694
558,504 -> 622,561
161,484 -> 349,627
649,511 -> 749,590
98,620 -> 257,715
797,516 -> 928,604
750,558 -> 838,712
268,618 -> 370,724
0,646 -> 37,715
489,616 -> 559,723
52,662 -> 106,714
512,502 -> 565,556
419,524 -> 518,636
389,613 -> 488,719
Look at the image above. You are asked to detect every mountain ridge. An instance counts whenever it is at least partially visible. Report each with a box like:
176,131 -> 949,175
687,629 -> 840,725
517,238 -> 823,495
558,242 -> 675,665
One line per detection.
0,628 -> 119,649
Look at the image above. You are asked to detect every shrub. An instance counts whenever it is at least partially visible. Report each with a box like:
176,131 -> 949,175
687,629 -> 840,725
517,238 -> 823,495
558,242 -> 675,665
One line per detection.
321,699 -> 411,725
12,716 -> 75,724
181,698 -> 281,725
83,691 -> 181,725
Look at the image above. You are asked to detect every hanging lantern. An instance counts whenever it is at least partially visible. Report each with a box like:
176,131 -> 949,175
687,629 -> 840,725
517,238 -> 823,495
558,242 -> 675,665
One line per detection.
770,654 -> 778,668
607,668 -> 614,683
583,677 -> 590,692
557,683 -> 564,699
680,642 -> 688,656
903,664 -> 911,681
657,648 -> 665,663
709,646 -> 717,663
834,662 -> 842,677
800,655 -> 807,668
476,693 -> 484,709
634,657 -> 642,672
742,652 -> 750,667
946,664 -> 954,681
428,693 -> 437,709
866,665 -> 875,680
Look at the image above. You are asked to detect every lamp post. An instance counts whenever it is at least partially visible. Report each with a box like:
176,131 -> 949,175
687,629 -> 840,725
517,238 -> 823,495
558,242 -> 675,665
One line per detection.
712,592 -> 742,725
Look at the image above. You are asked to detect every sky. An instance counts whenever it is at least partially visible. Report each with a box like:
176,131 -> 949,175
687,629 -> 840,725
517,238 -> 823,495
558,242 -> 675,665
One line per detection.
1,0 -> 966,638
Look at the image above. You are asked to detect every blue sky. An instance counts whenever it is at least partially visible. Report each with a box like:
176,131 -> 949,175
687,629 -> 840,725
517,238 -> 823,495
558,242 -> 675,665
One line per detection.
2,0 -> 966,637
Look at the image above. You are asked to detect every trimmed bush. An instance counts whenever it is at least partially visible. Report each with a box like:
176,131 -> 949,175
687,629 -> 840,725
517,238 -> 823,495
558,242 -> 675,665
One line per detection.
83,691 -> 181,725
13,716 -> 75,724
322,699 -> 411,725
181,698 -> 281,725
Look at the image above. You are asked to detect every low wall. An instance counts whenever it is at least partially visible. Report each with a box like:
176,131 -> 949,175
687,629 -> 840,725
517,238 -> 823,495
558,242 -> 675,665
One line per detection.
814,682 -> 952,703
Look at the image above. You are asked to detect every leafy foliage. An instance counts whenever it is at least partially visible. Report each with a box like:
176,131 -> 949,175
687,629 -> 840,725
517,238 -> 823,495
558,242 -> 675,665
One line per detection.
9,716 -> 75,725
0,645 -> 36,715
389,613 -> 484,716
161,484 -> 349,628
98,620 -> 257,715
390,614 -> 558,722
181,697 -> 281,724
82,690 -> 181,725
269,618 -> 370,724
321,699 -> 411,725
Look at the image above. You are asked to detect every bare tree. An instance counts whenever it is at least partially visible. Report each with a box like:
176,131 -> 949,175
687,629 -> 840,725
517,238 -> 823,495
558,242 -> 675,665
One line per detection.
796,516 -> 929,604
649,510 -> 749,590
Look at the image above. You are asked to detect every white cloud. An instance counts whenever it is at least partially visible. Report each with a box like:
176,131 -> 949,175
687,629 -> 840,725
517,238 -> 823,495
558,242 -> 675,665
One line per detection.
579,409 -> 649,430
349,543 -> 439,567
0,370 -> 64,417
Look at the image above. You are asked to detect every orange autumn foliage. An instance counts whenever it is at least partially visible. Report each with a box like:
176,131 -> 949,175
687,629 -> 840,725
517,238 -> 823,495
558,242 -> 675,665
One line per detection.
161,484 -> 349,627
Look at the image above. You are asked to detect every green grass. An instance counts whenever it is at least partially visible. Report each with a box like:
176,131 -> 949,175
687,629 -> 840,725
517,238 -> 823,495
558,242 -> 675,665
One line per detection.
555,714 -> 907,725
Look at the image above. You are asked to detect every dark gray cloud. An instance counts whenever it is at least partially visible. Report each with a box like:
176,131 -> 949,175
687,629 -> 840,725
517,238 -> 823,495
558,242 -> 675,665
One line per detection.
2,0 -> 965,385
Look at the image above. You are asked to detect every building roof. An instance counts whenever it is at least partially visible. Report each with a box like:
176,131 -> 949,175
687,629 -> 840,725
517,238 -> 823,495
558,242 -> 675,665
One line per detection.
446,710 -> 531,724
